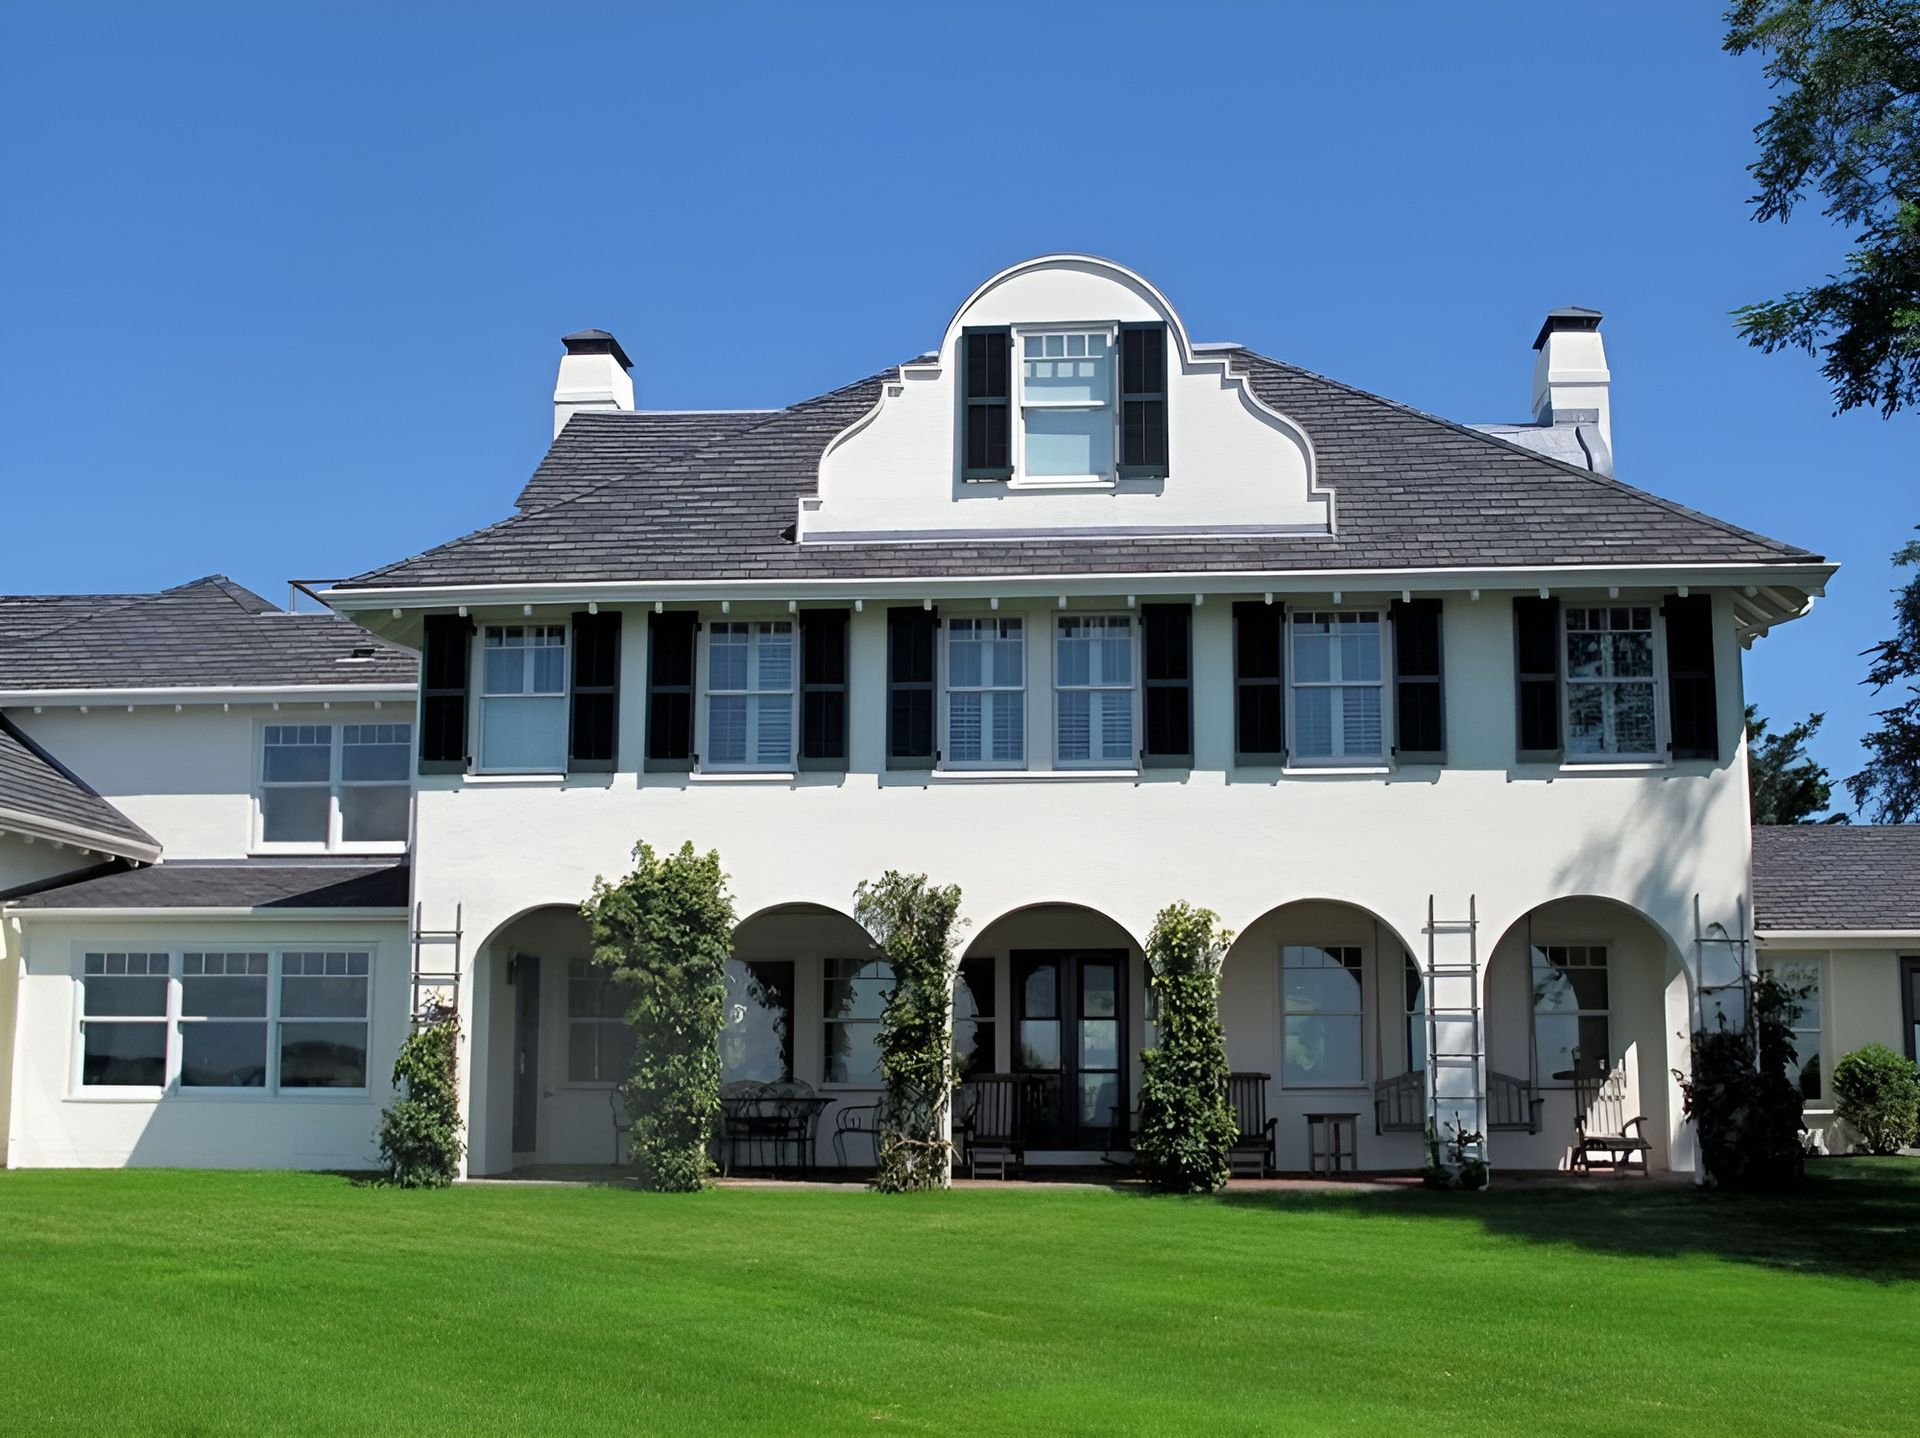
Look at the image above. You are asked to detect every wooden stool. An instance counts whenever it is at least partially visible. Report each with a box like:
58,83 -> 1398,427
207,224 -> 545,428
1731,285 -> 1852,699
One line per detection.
1305,1112 -> 1359,1175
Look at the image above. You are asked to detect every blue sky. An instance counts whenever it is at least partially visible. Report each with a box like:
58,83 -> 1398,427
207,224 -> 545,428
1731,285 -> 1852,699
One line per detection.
1,3 -> 1910,806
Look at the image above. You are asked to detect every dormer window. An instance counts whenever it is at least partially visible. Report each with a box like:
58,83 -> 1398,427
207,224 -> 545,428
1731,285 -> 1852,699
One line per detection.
961,322 -> 1169,487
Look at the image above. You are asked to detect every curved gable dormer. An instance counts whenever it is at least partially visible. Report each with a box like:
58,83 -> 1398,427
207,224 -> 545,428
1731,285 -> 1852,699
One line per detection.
800,254 -> 1332,543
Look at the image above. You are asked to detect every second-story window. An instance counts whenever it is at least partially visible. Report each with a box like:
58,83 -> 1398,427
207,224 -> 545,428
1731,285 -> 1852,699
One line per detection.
706,620 -> 794,769
260,722 -> 411,849
1056,615 -> 1135,766
1018,328 -> 1115,482
945,617 -> 1025,767
1289,612 -> 1387,764
480,624 -> 567,772
1564,606 -> 1659,758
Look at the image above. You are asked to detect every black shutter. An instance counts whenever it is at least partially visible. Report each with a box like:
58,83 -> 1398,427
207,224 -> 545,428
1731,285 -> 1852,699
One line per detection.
419,614 -> 471,774
1664,593 -> 1719,761
1514,596 -> 1562,758
799,609 -> 850,770
645,610 -> 696,771
962,328 -> 1012,480
1120,324 -> 1169,479
568,610 -> 620,773
1141,603 -> 1192,767
886,606 -> 937,768
1390,598 -> 1445,761
1233,601 -> 1286,765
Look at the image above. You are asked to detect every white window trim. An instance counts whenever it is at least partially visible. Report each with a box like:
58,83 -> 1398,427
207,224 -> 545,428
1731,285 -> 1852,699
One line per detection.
940,613 -> 1028,771
1278,944 -> 1368,1090
697,618 -> 798,774
254,718 -> 412,855
1284,609 -> 1393,768
1053,612 -> 1141,770
1011,322 -> 1119,488
474,622 -> 571,777
70,943 -> 376,1099
1559,604 -> 1668,765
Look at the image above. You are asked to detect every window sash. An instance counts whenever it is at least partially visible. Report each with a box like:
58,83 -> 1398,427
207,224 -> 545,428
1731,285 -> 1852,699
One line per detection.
1280,945 -> 1365,1088
1288,612 -> 1388,763
823,958 -> 892,1086
76,948 -> 372,1093
704,620 -> 795,770
1015,325 -> 1116,482
1054,614 -> 1136,767
1562,607 -> 1662,759
1531,945 -> 1610,1083
945,617 -> 1025,768
260,723 -> 411,849
1763,958 -> 1824,1103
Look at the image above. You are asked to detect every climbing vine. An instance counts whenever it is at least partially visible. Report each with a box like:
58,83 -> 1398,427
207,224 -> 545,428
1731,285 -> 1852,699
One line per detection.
1135,902 -> 1239,1193
854,871 -> 965,1192
1675,971 -> 1807,1191
375,1003 -> 465,1188
582,840 -> 735,1192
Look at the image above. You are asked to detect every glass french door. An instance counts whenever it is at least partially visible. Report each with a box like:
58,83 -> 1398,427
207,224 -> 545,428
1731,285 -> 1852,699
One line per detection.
1012,951 -> 1126,1150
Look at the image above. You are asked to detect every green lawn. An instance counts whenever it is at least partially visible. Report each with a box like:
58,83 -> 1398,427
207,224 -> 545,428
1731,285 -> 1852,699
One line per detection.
2,1163 -> 1916,1436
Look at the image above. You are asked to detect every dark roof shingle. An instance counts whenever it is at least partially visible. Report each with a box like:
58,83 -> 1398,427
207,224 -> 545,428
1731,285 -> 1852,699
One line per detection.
0,716 -> 159,859
10,858 -> 410,910
1753,825 -> 1920,932
338,351 -> 1818,591
0,576 -> 418,692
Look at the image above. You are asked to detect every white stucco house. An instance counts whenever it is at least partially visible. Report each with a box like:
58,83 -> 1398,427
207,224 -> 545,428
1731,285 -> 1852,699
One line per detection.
4,255 -> 1910,1178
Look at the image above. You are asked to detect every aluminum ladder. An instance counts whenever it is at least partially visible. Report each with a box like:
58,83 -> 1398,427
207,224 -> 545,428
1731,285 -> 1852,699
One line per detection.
1424,894 -> 1487,1166
410,901 -> 463,1027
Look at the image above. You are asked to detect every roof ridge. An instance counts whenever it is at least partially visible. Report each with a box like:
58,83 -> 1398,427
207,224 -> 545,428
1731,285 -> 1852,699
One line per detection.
1229,348 -> 1815,563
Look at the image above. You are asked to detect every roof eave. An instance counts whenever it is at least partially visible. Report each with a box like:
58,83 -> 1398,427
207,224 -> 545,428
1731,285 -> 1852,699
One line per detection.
0,807 -> 161,865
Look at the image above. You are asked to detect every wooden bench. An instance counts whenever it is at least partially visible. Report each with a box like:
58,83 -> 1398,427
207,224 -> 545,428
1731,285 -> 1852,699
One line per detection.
1572,1059 -> 1651,1177
1373,1069 -> 1544,1135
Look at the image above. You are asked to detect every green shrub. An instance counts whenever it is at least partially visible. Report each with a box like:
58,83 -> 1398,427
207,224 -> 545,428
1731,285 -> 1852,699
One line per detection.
375,1005 -> 465,1188
1134,902 -> 1238,1194
1675,972 -> 1806,1190
854,871 -> 966,1193
1832,1044 -> 1920,1154
582,841 -> 735,1192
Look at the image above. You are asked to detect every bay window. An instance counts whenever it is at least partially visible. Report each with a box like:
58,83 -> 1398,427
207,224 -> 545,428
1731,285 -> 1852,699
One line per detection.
1289,612 -> 1387,763
260,722 -> 410,848
480,624 -> 568,772
1532,945 -> 1609,1081
1018,328 -> 1115,482
706,620 -> 795,770
1055,614 -> 1135,766
1564,606 -> 1659,758
77,948 -> 371,1093
1281,945 -> 1364,1087
945,617 -> 1025,767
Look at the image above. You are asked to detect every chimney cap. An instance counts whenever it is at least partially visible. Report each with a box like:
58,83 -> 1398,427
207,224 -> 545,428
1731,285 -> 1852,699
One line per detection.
1533,307 -> 1603,352
561,328 -> 634,370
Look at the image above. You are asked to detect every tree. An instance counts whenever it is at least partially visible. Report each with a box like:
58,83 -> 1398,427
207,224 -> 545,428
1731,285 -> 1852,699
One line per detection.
1134,903 -> 1239,1194
853,871 -> 966,1192
581,841 -> 735,1192
1848,531 -> 1920,819
1747,703 -> 1847,821
1723,1 -> 1920,415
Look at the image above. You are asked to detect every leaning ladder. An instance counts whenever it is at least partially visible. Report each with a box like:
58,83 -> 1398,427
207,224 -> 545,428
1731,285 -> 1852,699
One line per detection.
410,901 -> 463,1027
1424,894 -> 1487,1167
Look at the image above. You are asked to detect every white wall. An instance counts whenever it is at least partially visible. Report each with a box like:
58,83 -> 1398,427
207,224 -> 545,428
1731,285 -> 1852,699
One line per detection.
7,915 -> 407,1169
10,701 -> 414,859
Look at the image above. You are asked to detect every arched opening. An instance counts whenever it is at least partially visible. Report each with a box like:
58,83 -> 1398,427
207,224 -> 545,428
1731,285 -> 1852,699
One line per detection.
961,902 -> 1144,1160
1220,900 -> 1422,1172
1483,896 -> 1693,1174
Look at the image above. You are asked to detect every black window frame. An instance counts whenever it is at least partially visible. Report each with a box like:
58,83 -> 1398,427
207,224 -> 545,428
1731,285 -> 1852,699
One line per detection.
1119,322 -> 1169,480
961,327 -> 1013,482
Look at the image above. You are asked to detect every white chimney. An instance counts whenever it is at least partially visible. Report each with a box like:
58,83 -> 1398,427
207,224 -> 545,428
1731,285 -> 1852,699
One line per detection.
1531,307 -> 1612,474
553,329 -> 634,437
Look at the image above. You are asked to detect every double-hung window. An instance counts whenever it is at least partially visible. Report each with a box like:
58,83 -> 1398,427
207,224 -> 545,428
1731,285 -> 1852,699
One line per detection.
1017,327 -> 1115,483
1564,606 -> 1659,758
261,722 -> 412,848
480,624 -> 568,772
567,958 -> 635,1084
706,621 -> 795,769
945,617 -> 1024,767
1281,945 -> 1364,1087
1532,945 -> 1609,1081
1289,612 -> 1387,763
1055,615 -> 1135,766
77,948 -> 371,1092
1762,957 -> 1824,1102
823,958 -> 893,1086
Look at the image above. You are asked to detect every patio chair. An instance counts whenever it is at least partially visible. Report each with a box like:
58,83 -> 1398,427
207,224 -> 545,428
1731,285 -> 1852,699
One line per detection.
1571,1054 -> 1651,1177
609,1080 -> 634,1165
956,1073 -> 1025,1179
831,1100 -> 880,1168
1226,1072 -> 1277,1177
